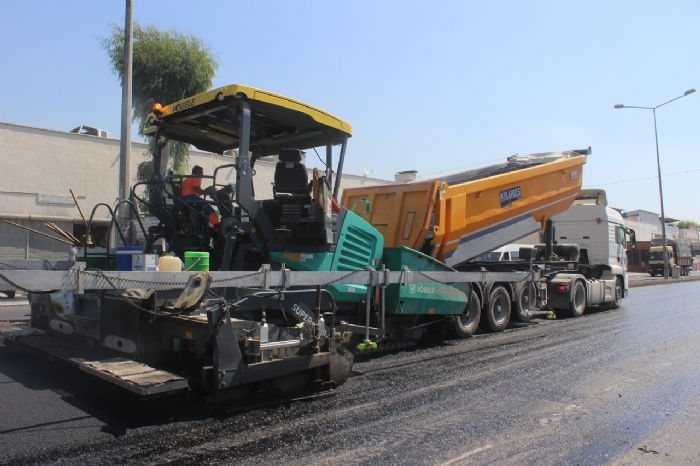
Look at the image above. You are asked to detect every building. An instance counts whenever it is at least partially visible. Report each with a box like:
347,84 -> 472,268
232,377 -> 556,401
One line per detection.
0,122 -> 390,261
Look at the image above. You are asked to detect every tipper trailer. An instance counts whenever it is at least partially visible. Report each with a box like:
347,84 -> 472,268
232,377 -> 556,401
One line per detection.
0,84 -> 538,399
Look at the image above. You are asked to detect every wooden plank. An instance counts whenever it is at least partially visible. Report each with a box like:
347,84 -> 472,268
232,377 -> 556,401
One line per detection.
8,331 -> 189,396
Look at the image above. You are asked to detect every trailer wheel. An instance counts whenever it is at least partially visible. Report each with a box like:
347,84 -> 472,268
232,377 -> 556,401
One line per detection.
569,280 -> 586,317
452,290 -> 481,338
513,283 -> 536,322
482,286 -> 511,332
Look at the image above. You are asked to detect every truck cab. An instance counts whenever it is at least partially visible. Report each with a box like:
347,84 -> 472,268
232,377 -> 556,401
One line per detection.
545,189 -> 635,315
552,189 -> 632,296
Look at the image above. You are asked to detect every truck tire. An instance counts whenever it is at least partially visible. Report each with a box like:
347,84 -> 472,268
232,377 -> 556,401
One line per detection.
2,290 -> 15,299
569,280 -> 586,317
481,285 -> 511,332
452,290 -> 481,338
606,278 -> 622,310
513,282 -> 536,322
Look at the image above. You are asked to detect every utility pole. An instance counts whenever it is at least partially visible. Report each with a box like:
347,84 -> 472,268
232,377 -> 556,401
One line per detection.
614,88 -> 695,279
118,0 -> 133,244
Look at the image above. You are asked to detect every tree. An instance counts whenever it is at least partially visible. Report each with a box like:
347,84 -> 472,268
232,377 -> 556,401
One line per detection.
103,24 -> 217,173
677,220 -> 699,229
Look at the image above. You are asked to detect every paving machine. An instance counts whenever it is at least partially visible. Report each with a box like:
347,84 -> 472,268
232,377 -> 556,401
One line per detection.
3,85 -> 510,399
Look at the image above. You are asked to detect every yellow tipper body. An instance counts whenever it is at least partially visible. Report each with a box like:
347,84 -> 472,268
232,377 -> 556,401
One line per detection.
342,150 -> 588,266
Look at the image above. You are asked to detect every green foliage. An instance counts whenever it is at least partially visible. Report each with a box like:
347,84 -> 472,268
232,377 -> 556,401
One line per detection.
102,24 -> 217,174
677,220 -> 699,229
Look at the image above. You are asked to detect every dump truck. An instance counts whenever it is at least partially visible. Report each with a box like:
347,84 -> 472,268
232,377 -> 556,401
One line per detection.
342,150 -> 588,330
0,84 -> 538,399
649,238 -> 693,276
342,160 -> 635,327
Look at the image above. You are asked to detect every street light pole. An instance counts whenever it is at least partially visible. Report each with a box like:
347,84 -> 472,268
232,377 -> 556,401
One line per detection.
651,108 -> 669,279
614,88 -> 695,279
118,0 -> 134,244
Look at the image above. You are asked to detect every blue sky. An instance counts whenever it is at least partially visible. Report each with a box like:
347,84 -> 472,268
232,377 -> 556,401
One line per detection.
1,0 -> 698,220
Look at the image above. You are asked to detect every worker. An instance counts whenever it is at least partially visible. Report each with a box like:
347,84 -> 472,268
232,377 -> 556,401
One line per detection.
181,165 -> 219,227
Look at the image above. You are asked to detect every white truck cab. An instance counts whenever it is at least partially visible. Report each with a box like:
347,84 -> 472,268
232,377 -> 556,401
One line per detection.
538,189 -> 636,317
551,189 -> 631,296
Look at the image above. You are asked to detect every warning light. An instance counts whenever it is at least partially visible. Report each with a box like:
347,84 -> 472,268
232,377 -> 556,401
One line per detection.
556,284 -> 568,293
152,102 -> 163,114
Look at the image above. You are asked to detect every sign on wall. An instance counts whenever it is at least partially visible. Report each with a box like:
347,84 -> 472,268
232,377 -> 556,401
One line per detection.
36,194 -> 76,205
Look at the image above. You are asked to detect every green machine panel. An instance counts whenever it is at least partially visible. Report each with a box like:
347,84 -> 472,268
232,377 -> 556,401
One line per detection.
382,247 -> 470,316
269,209 -> 385,304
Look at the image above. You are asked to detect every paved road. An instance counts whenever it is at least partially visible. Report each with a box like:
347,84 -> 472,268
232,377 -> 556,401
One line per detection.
2,281 -> 700,465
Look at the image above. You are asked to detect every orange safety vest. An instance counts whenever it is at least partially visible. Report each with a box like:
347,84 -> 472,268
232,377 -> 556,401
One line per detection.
181,177 -> 202,197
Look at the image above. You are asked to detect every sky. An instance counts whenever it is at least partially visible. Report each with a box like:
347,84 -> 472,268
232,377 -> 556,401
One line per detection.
1,0 -> 699,220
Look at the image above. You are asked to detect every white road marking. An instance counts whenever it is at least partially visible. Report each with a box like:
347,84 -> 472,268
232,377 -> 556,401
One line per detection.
441,444 -> 494,465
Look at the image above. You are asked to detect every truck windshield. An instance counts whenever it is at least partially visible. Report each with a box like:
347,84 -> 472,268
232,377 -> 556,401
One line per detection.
649,251 -> 666,260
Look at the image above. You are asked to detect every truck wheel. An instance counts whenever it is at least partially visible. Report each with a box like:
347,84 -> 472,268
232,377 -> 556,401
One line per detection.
481,286 -> 511,332
4,290 -> 16,299
513,283 -> 536,322
569,281 -> 586,317
607,278 -> 622,309
452,290 -> 481,338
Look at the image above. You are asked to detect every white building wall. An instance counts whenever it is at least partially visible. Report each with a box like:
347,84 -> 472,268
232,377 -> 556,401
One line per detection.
623,210 -> 661,242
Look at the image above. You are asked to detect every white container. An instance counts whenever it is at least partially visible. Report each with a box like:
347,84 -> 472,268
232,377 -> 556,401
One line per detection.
132,254 -> 159,271
158,255 -> 182,272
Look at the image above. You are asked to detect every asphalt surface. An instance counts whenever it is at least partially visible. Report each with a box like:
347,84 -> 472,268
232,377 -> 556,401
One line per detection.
2,280 -> 700,465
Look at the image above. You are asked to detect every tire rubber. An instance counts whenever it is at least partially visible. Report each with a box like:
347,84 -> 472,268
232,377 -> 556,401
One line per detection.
569,280 -> 586,317
513,282 -> 536,322
481,286 -> 511,332
452,290 -> 481,338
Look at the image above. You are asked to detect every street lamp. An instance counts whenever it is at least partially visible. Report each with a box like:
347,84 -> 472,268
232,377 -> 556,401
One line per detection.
614,88 -> 696,279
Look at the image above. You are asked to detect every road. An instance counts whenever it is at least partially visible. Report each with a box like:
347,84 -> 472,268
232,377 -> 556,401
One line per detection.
1,281 -> 700,465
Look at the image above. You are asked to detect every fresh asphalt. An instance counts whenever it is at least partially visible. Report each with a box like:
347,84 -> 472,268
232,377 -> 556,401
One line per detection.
1,279 -> 700,465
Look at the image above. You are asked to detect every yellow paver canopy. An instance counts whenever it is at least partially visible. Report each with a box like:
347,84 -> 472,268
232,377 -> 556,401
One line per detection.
144,84 -> 352,157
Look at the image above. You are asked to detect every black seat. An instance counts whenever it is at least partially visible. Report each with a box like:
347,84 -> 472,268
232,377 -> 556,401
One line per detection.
274,149 -> 309,198
274,149 -> 311,221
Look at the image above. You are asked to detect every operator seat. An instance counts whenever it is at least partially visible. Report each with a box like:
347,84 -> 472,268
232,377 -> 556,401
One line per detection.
273,148 -> 310,219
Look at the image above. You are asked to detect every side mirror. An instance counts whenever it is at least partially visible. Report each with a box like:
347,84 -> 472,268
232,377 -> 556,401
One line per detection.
628,229 -> 637,249
350,199 -> 371,217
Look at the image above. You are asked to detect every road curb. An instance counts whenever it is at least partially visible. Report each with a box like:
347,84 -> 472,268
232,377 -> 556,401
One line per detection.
630,274 -> 700,288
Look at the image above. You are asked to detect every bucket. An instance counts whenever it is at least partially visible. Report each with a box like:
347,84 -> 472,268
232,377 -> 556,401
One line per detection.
116,246 -> 141,271
159,255 -> 182,272
184,251 -> 210,271
83,254 -> 111,270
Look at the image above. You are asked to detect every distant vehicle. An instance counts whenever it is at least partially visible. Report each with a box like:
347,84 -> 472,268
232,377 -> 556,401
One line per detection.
472,243 -> 532,262
649,238 -> 693,276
